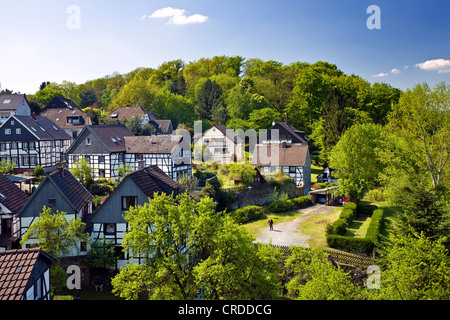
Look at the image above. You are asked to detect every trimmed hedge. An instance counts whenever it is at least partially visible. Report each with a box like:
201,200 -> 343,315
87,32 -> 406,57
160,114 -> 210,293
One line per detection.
366,209 -> 384,242
269,198 -> 294,213
326,203 -> 384,255
326,235 -> 374,255
231,205 -> 265,224
327,202 -> 357,236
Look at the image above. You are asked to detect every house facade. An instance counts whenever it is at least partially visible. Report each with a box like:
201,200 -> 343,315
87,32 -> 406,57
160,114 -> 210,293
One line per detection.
16,168 -> 93,257
0,115 -> 71,174
66,124 -> 134,180
0,248 -> 56,300
194,124 -> 244,164
0,174 -> 29,251
39,96 -> 92,141
90,165 -> 185,269
0,94 -> 31,125
124,135 -> 192,181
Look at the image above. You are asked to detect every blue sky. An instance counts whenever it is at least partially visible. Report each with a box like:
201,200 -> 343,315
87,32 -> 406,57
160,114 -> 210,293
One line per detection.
1,0 -> 449,94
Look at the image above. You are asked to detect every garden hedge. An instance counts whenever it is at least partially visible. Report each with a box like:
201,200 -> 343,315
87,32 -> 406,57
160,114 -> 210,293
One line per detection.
231,205 -> 265,224
326,203 -> 384,255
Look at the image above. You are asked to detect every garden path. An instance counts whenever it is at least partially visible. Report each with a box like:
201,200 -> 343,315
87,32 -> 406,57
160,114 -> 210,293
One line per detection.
254,205 -> 338,247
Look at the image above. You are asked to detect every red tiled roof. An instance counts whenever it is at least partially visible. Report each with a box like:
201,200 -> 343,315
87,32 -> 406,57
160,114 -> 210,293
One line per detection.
0,248 -> 54,300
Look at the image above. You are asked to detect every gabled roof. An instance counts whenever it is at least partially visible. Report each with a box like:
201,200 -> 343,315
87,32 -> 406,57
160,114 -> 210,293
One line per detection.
260,121 -> 309,144
0,248 -> 56,300
39,105 -> 92,130
196,124 -> 243,145
250,144 -> 310,167
0,174 -> 29,215
124,135 -> 182,154
43,96 -> 81,111
91,165 -> 184,223
73,124 -> 134,153
129,165 -> 185,196
0,94 -> 29,112
13,115 -> 71,141
16,168 -> 93,217
151,119 -> 173,135
107,106 -> 148,120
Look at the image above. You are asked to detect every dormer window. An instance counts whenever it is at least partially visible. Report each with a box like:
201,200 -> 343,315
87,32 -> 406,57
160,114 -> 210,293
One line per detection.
86,138 -> 91,145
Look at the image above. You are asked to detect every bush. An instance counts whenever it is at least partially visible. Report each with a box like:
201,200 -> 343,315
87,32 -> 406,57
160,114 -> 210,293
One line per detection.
291,195 -> 312,208
34,165 -> 45,177
366,209 -> 384,242
269,193 -> 294,213
364,188 -> 385,202
326,235 -> 374,255
357,203 -> 377,215
89,182 -> 114,196
231,205 -> 265,224
327,202 -> 357,235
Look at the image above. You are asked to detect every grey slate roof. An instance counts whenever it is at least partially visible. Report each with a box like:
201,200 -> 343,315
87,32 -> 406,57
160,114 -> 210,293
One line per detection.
14,115 -> 71,141
84,124 -> 134,153
43,96 -> 81,111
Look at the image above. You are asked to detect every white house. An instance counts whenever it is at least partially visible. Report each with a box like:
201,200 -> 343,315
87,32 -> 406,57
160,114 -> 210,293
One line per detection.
0,94 -> 31,125
194,124 -> 244,164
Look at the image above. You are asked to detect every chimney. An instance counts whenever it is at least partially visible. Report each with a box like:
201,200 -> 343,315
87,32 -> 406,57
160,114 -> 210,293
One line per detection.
31,112 -> 37,120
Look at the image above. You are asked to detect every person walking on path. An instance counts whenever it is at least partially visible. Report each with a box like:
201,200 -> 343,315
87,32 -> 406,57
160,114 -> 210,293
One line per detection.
268,218 -> 273,231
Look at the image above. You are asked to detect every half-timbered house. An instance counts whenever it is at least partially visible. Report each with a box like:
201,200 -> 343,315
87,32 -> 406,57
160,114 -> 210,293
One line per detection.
0,174 -> 29,251
258,121 -> 309,146
90,165 -> 185,269
66,124 -> 134,180
0,115 -> 71,174
39,96 -> 92,141
124,135 -> 192,181
251,143 -> 311,195
16,168 -> 93,256
0,247 -> 56,300
0,94 -> 31,125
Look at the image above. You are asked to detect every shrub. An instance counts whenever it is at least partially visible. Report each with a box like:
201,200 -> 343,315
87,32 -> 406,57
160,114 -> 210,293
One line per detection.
231,205 -> 265,224
326,235 -> 374,255
291,195 -> 312,208
366,209 -> 384,242
34,165 -> 45,177
365,188 -> 385,202
269,193 -> 294,213
327,202 -> 357,235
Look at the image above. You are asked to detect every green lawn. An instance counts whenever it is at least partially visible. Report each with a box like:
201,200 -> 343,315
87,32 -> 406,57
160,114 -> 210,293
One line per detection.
297,206 -> 342,247
344,216 -> 372,238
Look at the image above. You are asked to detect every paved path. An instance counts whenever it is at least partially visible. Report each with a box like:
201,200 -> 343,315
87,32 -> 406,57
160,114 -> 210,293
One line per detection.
254,205 -> 339,247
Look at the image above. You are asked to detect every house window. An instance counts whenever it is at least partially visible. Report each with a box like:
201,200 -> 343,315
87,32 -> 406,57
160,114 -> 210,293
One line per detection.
22,156 -> 29,166
122,196 -> 137,210
99,156 -> 105,163
30,156 -> 37,166
104,223 -> 116,235
29,142 -> 35,150
80,242 -> 87,252
11,142 -> 17,150
85,155 -> 90,163
23,142 -> 28,150
11,157 -> 18,165
98,169 -> 106,178
34,277 -> 43,300
0,143 -> 5,151
289,166 -> 296,174
5,128 -> 11,135
48,198 -> 56,207
86,138 -> 91,145
72,131 -> 78,139
16,128 -> 21,134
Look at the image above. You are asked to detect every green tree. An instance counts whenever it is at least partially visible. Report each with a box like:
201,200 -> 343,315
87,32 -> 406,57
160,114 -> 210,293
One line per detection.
20,206 -> 88,259
79,88 -> 98,107
0,159 -> 15,174
329,123 -> 385,202
195,79 -> 224,121
386,82 -> 450,189
70,158 -> 94,187
285,246 -> 361,300
375,233 -> 450,300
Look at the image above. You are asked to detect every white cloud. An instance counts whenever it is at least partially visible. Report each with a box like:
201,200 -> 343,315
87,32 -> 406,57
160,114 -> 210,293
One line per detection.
373,72 -> 389,77
391,68 -> 401,74
146,7 -> 208,25
415,59 -> 450,73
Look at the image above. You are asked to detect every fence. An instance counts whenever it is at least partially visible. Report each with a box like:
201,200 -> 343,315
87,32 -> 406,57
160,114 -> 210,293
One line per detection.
268,244 -> 374,269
